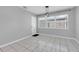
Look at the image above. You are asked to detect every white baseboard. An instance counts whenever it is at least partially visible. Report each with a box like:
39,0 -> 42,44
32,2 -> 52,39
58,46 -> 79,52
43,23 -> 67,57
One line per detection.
0,35 -> 32,48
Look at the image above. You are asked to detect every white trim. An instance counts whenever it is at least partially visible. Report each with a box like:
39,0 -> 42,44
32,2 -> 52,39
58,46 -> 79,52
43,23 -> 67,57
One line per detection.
38,14 -> 68,30
0,35 -> 32,48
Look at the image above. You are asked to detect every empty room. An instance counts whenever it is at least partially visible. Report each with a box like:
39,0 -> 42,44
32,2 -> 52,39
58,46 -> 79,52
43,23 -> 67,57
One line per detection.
0,6 -> 79,52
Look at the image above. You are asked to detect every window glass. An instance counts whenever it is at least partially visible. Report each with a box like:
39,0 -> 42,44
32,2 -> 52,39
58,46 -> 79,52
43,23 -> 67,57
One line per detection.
38,14 -> 68,29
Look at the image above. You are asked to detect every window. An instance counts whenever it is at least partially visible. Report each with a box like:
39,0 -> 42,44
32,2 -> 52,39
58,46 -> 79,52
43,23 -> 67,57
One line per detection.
38,14 -> 68,29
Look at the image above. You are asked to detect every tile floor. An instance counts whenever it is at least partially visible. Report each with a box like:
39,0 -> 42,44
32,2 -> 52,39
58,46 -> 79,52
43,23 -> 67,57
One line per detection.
0,35 -> 79,52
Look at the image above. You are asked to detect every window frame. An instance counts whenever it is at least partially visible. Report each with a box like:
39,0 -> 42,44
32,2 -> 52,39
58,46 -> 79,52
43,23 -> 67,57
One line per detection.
38,14 -> 69,30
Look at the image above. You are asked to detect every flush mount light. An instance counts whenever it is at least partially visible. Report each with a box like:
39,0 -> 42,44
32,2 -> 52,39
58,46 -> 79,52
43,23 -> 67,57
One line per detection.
45,6 -> 49,8
45,6 -> 49,15
44,6 -> 49,20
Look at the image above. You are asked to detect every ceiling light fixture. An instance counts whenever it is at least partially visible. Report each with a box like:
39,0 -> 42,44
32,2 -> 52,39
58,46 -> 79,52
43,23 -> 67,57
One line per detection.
44,6 -> 49,20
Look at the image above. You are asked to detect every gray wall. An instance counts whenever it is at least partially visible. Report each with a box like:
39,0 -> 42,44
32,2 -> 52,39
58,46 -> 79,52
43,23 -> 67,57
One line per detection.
37,8 -> 76,38
76,7 -> 79,41
0,6 -> 32,45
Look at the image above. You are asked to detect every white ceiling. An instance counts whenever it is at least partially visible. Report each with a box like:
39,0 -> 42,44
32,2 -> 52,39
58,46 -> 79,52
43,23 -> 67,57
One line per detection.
20,6 -> 75,15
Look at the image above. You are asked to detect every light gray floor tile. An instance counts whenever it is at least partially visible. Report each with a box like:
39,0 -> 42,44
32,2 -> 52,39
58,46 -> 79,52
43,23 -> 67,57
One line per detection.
10,43 -> 30,52
0,48 -> 3,52
1,45 -> 16,52
1,35 -> 79,52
